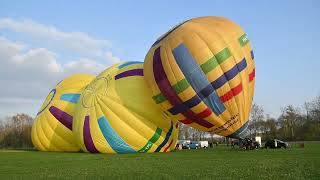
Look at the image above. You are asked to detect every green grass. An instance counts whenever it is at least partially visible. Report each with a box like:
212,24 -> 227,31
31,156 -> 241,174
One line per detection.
0,143 -> 319,179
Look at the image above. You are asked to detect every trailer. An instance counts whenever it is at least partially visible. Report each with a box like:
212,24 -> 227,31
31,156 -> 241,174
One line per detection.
199,141 -> 209,148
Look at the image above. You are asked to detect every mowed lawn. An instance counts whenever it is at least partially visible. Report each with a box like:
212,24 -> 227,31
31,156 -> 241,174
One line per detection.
0,143 -> 319,179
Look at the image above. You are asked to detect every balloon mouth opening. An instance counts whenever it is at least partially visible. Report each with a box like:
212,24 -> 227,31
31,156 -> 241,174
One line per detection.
226,121 -> 250,140
37,89 -> 56,115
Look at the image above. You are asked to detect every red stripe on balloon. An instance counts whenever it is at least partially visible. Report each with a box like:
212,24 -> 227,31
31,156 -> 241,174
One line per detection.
152,47 -> 214,128
179,119 -> 193,124
249,69 -> 255,82
179,108 -> 212,125
164,139 -> 173,152
197,108 -> 212,118
220,83 -> 243,103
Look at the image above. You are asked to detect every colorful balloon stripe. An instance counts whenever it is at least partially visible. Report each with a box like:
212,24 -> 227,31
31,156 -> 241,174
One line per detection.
173,43 -> 225,116
180,108 -> 212,124
211,58 -> 247,89
138,127 -> 162,153
220,83 -> 243,103
83,116 -> 99,153
152,47 -> 232,104
60,93 -> 81,103
238,33 -> 249,47
155,121 -> 173,152
200,48 -> 231,74
118,61 -> 144,69
49,106 -> 73,130
163,139 -> 173,152
153,47 -> 214,128
152,79 -> 189,104
37,89 -> 56,115
249,69 -> 256,82
98,116 -> 136,153
115,69 -> 144,80
167,58 -> 247,115
251,51 -> 254,60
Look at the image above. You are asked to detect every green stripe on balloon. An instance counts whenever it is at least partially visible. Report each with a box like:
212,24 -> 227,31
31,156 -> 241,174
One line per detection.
152,79 -> 189,104
200,47 -> 231,74
238,33 -> 249,47
138,128 -> 162,152
152,47 -> 232,104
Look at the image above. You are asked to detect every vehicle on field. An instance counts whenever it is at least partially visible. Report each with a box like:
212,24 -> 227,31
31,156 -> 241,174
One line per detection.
177,140 -> 191,149
199,141 -> 209,148
182,143 -> 190,149
189,141 -> 199,149
264,139 -> 289,149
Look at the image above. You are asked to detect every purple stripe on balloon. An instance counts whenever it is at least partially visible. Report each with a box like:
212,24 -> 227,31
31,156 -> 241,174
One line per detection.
152,47 -> 214,128
115,69 -> 144,80
49,106 -> 73,130
83,116 -> 99,153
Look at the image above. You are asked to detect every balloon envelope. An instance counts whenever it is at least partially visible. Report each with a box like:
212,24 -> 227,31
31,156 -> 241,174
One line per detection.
144,16 -> 256,138
73,62 -> 178,153
31,74 -> 95,151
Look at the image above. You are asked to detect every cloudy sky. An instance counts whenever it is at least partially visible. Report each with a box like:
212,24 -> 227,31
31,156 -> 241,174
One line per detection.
0,0 -> 319,118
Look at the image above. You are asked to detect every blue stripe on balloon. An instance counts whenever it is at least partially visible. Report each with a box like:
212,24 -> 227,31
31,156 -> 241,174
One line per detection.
118,61 -> 144,69
172,44 -> 225,116
98,116 -> 136,153
168,57 -> 247,116
211,58 -> 247,90
251,51 -> 254,60
155,121 -> 173,152
60,93 -> 80,103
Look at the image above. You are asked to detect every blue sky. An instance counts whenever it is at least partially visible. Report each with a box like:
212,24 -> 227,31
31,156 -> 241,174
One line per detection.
0,0 -> 319,118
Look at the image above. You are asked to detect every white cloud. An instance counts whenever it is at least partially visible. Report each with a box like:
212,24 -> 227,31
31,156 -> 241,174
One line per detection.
0,18 -> 124,117
105,51 -> 121,64
0,18 -> 120,61
63,59 -> 105,76
0,36 -> 108,117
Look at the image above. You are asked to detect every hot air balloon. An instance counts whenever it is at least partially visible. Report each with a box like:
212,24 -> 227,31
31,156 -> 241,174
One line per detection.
31,74 -> 95,151
73,62 -> 178,153
144,16 -> 255,139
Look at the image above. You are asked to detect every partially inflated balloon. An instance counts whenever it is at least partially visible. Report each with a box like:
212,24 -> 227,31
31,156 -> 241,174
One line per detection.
31,74 -> 95,151
144,16 -> 255,138
73,62 -> 178,153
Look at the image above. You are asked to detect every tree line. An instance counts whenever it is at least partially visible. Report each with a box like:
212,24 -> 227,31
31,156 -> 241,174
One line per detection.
248,95 -> 320,141
179,95 -> 320,142
0,96 -> 319,149
0,113 -> 33,149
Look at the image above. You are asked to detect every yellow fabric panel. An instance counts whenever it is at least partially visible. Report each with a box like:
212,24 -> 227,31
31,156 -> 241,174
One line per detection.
31,119 -> 46,151
31,74 -> 95,152
229,40 -> 251,127
73,63 -> 178,153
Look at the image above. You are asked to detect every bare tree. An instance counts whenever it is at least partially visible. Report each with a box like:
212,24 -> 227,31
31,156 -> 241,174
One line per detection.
278,105 -> 301,140
249,103 -> 265,137
0,113 -> 34,149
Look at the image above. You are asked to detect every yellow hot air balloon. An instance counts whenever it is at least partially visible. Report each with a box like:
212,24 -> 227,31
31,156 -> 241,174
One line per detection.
73,62 -> 178,153
31,74 -> 95,151
144,16 -> 255,139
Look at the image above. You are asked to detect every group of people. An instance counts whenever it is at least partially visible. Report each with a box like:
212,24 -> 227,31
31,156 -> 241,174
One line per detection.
231,138 -> 260,150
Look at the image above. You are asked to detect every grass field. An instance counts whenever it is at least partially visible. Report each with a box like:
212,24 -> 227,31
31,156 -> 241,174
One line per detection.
0,143 -> 319,179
